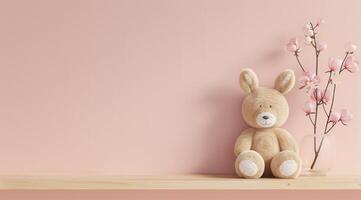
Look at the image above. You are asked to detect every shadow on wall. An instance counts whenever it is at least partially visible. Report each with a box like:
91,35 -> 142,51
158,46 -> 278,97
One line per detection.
196,87 -> 246,174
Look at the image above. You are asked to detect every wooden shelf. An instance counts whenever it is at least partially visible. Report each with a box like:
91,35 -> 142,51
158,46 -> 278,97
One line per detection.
0,174 -> 360,190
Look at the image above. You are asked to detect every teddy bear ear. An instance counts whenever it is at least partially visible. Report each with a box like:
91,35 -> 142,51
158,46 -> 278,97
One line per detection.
239,68 -> 259,94
274,69 -> 296,94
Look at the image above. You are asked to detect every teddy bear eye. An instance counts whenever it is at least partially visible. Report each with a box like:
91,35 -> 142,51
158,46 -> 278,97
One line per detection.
269,105 -> 272,108
259,105 -> 262,108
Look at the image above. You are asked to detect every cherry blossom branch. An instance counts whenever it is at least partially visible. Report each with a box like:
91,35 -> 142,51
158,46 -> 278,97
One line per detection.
310,23 -> 321,155
287,19 -> 357,170
310,53 -> 350,169
322,53 -> 348,133
323,54 -> 348,129
310,87 -> 336,169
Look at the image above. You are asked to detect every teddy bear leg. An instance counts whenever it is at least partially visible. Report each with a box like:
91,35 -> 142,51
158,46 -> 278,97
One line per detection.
235,150 -> 265,178
270,150 -> 302,179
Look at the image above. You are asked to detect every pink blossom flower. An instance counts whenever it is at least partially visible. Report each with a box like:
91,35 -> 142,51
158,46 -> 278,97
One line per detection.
304,36 -> 312,45
299,71 -> 321,91
286,38 -> 301,53
302,101 -> 316,115
329,112 -> 341,123
340,109 -> 353,125
310,88 -> 331,104
316,18 -> 325,26
305,29 -> 314,37
344,56 -> 360,73
323,89 -> 331,102
327,58 -> 342,72
317,41 -> 327,51
345,43 -> 357,53
310,88 -> 322,102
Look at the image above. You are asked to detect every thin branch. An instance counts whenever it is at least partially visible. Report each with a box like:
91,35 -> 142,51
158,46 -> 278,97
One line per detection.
310,23 -> 319,75
308,114 -> 315,126
295,54 -> 306,72
312,88 -> 319,154
311,40 -> 316,48
322,104 -> 329,117
324,85 -> 337,133
339,53 -> 349,74
322,72 -> 332,97
326,122 -> 337,134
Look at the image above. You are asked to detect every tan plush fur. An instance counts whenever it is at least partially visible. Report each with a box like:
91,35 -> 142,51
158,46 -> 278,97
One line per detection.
234,68 -> 301,179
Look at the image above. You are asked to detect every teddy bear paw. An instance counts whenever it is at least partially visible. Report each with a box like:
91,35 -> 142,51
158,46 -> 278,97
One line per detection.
279,160 -> 298,177
235,150 -> 265,178
271,150 -> 302,178
238,160 -> 259,176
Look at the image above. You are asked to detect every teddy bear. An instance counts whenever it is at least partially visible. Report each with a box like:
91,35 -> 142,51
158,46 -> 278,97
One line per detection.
234,68 -> 302,179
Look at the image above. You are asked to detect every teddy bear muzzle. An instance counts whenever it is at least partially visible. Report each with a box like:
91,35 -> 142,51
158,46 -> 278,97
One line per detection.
256,112 -> 277,128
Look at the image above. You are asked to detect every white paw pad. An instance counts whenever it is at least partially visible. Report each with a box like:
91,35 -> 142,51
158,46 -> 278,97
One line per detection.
279,160 -> 298,176
239,160 -> 258,176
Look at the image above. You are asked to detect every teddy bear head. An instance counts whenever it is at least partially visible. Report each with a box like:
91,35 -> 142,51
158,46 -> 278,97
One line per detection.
239,68 -> 296,128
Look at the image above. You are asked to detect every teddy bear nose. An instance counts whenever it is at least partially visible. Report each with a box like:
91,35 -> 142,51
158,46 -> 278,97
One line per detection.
262,116 -> 269,120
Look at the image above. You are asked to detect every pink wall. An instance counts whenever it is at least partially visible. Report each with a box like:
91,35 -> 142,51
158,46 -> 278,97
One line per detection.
0,0 -> 361,178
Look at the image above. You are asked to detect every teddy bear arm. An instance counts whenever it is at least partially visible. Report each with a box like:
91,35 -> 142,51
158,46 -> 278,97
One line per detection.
234,128 -> 255,156
274,128 -> 299,153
